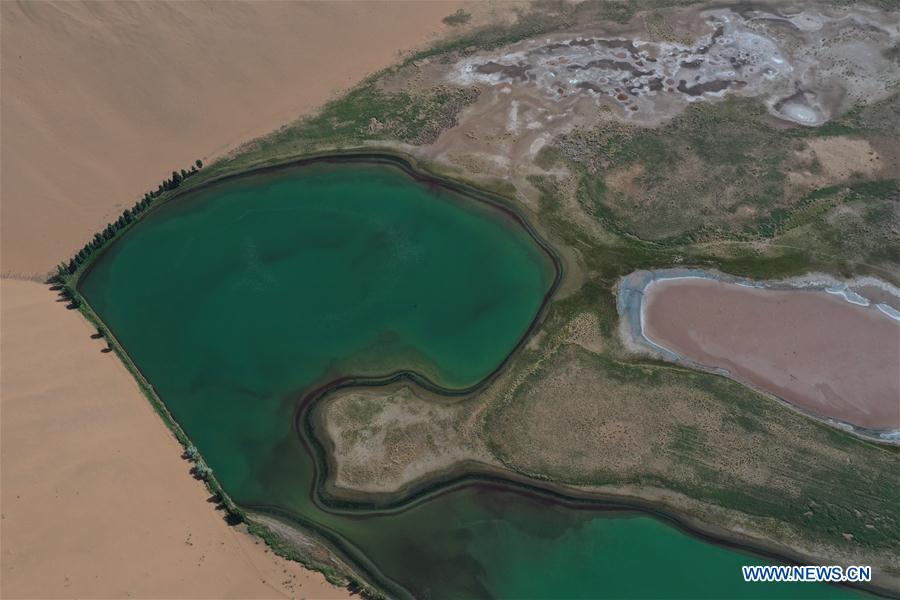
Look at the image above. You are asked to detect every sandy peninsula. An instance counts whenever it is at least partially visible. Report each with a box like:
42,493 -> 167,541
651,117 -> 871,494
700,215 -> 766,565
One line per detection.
0,1 -> 510,596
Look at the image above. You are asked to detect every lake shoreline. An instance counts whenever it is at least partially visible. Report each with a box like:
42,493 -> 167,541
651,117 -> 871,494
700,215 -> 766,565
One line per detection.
69,154 -> 894,600
71,150 -> 563,600
272,412 -> 900,600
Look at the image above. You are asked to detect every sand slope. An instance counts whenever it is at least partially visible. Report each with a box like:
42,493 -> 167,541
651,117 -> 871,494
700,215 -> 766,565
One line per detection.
0,279 -> 352,598
1,0 -> 482,277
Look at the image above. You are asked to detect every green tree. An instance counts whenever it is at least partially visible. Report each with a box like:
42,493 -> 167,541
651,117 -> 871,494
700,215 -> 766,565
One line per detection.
185,445 -> 199,461
192,460 -> 212,481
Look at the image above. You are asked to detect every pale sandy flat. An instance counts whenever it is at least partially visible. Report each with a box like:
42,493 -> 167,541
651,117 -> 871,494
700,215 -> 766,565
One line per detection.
643,278 -> 900,430
0,0 -> 501,278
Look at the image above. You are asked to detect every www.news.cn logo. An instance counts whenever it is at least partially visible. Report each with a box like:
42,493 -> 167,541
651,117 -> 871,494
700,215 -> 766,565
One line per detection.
742,565 -> 872,583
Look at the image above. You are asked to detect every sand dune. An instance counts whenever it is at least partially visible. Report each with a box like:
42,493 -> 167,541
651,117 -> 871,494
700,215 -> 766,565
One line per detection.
1,0 -> 490,277
0,1 -> 507,596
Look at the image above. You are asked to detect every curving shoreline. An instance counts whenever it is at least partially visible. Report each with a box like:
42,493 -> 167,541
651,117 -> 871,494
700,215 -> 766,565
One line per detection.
292,377 -> 900,598
71,151 -> 565,599
617,268 -> 900,443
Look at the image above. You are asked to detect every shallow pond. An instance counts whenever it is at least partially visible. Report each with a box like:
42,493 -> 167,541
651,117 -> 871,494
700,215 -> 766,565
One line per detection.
620,269 -> 900,435
80,160 -> 859,599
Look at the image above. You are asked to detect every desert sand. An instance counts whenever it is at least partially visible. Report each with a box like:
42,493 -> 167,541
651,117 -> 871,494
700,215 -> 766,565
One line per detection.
643,278 -> 900,430
0,279 -> 351,599
1,0 -> 504,278
0,1 -> 506,597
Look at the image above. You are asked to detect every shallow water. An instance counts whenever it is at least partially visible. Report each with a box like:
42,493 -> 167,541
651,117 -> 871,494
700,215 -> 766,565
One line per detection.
81,161 -> 859,599
640,275 -> 900,431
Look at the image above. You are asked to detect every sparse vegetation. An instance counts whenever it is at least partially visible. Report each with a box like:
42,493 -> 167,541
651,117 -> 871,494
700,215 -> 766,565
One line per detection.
556,98 -> 797,242
203,82 -> 480,180
302,83 -> 479,146
538,95 -> 899,280
485,343 -> 900,553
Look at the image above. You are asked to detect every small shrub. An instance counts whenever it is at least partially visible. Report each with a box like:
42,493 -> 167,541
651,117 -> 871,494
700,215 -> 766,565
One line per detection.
442,9 -> 471,27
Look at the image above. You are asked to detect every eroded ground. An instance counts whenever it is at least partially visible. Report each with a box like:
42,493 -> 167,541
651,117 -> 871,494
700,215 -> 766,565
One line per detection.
425,1 -> 899,185
447,5 -> 898,125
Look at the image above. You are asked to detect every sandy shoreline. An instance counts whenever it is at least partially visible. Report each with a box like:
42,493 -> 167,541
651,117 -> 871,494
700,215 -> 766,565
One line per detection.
618,269 -> 900,439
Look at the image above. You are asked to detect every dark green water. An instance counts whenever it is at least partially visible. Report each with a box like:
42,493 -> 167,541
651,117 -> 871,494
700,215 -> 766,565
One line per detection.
80,160 -> 859,599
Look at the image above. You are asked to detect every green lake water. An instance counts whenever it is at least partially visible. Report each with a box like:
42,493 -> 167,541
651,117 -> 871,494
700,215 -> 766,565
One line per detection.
80,160 -> 860,599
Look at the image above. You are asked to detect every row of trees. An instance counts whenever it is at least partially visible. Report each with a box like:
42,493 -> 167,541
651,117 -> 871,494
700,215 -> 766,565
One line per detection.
55,159 -> 203,279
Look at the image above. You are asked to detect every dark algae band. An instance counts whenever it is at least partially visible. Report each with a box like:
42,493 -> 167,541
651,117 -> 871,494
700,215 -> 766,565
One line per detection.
76,154 -> 875,600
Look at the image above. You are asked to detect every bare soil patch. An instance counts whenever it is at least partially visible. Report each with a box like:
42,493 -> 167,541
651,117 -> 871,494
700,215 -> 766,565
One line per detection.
789,137 -> 885,190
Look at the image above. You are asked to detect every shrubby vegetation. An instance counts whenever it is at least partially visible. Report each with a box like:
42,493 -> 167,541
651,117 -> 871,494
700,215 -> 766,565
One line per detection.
442,9 -> 471,27
555,98 -> 795,241
544,94 -> 899,279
